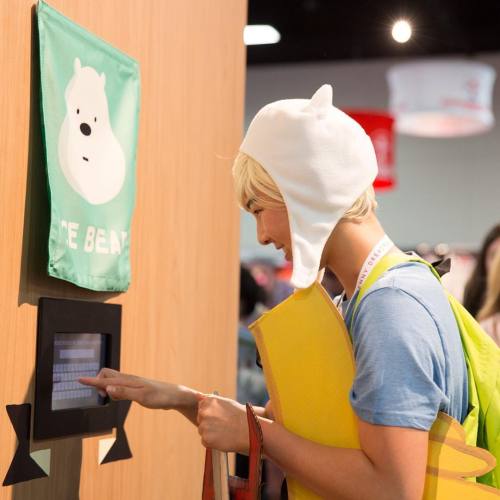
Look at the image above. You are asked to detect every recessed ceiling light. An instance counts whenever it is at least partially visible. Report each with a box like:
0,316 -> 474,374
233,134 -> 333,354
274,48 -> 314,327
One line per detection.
244,25 -> 281,46
392,20 -> 412,43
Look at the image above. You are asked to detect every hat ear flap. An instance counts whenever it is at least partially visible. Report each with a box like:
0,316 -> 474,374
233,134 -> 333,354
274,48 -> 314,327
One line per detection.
306,84 -> 333,111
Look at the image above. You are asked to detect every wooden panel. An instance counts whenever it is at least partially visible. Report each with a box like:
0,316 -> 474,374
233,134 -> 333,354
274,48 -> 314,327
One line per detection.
0,1 -> 246,499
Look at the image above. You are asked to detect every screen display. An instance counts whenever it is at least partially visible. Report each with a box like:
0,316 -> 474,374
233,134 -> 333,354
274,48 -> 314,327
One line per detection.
52,333 -> 108,411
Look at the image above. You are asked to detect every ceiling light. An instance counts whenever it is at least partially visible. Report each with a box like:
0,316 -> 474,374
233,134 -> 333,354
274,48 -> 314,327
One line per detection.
244,25 -> 281,46
392,20 -> 412,43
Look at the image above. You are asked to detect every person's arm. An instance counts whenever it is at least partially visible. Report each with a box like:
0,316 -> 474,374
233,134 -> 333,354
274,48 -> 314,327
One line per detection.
79,368 -> 201,424
78,368 -> 269,426
259,417 -> 428,500
197,395 -> 428,500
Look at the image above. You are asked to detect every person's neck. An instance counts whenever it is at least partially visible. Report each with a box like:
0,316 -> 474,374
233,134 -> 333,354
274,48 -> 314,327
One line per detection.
323,214 -> 402,298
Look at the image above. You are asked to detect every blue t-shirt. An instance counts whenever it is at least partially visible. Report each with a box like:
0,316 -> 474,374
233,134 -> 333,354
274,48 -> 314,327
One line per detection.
342,261 -> 469,431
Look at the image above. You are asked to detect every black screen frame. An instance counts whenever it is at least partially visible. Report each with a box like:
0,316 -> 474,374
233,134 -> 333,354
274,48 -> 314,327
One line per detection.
34,297 -> 121,441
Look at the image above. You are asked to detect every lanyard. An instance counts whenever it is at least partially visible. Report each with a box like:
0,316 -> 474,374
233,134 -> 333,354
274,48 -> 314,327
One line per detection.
355,234 -> 394,291
335,234 -> 394,310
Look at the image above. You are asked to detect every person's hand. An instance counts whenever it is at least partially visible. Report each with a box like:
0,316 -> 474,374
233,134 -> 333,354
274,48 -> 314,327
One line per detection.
265,400 -> 274,420
79,368 -> 191,410
196,394 -> 249,454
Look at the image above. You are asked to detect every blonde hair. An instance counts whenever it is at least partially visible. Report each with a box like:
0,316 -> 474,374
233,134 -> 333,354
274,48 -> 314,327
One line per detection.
232,151 -> 377,221
477,249 -> 500,322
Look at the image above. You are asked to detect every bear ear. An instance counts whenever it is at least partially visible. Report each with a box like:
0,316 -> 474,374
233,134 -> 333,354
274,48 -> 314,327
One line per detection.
306,84 -> 333,112
74,58 -> 82,74
100,72 -> 106,87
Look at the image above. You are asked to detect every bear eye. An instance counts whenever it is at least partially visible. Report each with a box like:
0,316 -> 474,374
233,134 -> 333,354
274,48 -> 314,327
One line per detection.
94,117 -> 97,122
76,108 -> 80,114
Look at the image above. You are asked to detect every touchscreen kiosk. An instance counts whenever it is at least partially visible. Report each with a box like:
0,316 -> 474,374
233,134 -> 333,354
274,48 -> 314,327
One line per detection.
34,298 -> 121,440
52,333 -> 107,411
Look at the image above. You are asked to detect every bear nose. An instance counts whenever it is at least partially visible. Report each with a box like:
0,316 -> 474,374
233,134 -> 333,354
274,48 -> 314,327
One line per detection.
80,123 -> 91,136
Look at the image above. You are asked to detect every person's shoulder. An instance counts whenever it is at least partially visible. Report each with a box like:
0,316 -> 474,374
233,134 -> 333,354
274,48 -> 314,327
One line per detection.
479,315 -> 494,330
355,283 -> 435,332
362,261 -> 445,312
352,263 -> 445,345
370,260 -> 439,293
480,313 -> 500,338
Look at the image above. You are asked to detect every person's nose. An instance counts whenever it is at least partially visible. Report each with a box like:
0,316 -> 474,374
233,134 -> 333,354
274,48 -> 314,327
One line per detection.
256,220 -> 271,246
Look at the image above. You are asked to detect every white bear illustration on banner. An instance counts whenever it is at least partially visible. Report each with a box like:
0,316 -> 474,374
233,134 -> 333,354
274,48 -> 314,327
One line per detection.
58,58 -> 126,205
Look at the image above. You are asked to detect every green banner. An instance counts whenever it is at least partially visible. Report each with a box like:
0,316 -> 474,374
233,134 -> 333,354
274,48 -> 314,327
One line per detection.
37,1 -> 140,291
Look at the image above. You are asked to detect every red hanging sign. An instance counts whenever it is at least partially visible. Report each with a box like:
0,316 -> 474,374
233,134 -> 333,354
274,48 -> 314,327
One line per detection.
345,110 -> 396,191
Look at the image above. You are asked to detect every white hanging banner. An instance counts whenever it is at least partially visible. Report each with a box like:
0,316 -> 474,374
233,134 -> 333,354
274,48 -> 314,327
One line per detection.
387,60 -> 496,138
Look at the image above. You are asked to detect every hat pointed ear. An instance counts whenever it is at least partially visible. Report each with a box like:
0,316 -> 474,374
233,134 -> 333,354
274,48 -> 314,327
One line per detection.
74,57 -> 82,74
307,84 -> 333,111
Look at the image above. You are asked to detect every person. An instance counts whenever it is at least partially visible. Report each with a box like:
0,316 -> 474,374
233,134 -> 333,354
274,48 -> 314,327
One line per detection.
247,259 -> 294,309
477,250 -> 500,346
463,224 -> 500,317
237,265 -> 285,499
80,85 -> 468,499
237,265 -> 268,407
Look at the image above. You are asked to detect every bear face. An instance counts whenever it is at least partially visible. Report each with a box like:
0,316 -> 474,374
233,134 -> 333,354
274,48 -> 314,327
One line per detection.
58,58 -> 126,205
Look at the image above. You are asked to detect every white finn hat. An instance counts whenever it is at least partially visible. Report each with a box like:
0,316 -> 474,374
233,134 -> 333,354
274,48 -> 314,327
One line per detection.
240,84 -> 378,289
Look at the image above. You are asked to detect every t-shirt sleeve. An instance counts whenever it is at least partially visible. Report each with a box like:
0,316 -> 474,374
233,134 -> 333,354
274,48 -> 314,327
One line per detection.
349,286 -> 448,430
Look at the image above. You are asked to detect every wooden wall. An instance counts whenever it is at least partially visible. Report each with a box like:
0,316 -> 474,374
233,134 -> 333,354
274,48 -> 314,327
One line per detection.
0,1 -> 246,498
